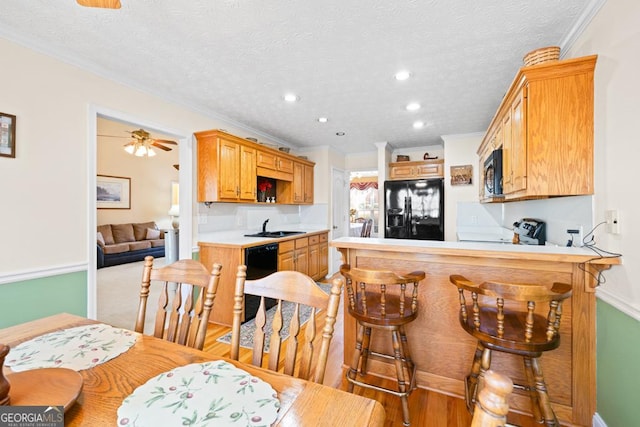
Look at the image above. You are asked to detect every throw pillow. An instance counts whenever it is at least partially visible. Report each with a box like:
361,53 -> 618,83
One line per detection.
111,223 -> 135,243
97,231 -> 105,247
146,228 -> 161,240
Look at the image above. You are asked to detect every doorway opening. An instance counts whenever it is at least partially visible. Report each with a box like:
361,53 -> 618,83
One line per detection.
348,171 -> 379,237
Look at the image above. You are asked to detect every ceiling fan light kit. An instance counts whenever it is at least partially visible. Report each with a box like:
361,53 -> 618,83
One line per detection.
76,0 -> 121,9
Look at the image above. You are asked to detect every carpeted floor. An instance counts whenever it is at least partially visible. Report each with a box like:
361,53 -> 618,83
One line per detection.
96,258 -> 165,335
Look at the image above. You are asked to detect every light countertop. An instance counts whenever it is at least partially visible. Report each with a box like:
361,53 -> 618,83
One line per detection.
198,226 -> 330,248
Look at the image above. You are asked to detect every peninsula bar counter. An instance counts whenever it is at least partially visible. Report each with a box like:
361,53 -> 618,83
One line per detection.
331,237 -> 621,426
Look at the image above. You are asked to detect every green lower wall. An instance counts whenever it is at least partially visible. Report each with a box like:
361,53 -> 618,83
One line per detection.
596,300 -> 640,425
0,271 -> 87,329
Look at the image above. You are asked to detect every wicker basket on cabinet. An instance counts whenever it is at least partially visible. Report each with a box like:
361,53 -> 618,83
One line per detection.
523,46 -> 560,66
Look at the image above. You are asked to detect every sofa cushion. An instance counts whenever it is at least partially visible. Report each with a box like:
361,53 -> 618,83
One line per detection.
133,221 -> 157,241
112,223 -> 135,244
97,224 -> 114,245
129,241 -> 152,251
145,228 -> 161,240
149,239 -> 165,248
97,231 -> 105,247
102,243 -> 130,255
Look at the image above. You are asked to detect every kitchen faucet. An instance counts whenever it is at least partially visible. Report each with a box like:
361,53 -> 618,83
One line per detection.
262,219 -> 269,233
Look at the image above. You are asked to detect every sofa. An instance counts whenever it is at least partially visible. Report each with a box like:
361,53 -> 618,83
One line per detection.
97,221 -> 165,269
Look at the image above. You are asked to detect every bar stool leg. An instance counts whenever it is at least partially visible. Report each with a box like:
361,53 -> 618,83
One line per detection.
530,356 -> 559,427
523,356 -> 543,423
392,328 -> 411,426
360,326 -> 372,375
347,322 -> 366,392
399,325 -> 416,388
465,342 -> 485,412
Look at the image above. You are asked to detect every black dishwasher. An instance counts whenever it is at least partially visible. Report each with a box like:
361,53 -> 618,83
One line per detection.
244,243 -> 278,322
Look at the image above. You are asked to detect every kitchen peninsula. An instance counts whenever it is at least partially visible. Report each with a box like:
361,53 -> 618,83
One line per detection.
331,237 -> 620,426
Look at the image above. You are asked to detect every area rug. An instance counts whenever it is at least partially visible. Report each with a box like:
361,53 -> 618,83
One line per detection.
217,282 -> 332,351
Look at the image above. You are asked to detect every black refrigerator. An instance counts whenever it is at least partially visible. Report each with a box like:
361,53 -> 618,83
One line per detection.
384,178 -> 444,240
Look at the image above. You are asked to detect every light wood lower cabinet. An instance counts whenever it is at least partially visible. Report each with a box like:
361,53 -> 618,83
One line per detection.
277,232 -> 328,280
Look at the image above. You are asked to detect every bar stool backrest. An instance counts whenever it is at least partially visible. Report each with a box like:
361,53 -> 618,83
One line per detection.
340,265 -> 425,325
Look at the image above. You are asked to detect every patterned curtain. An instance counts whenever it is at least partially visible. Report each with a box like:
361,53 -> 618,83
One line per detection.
349,181 -> 378,190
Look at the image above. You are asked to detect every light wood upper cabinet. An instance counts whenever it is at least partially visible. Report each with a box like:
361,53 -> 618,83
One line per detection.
293,162 -> 314,204
196,130 -> 256,202
196,129 -> 315,204
389,159 -> 444,180
478,55 -> 597,202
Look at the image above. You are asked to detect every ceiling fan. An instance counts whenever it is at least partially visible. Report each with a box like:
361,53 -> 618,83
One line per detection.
76,0 -> 121,9
99,128 -> 178,157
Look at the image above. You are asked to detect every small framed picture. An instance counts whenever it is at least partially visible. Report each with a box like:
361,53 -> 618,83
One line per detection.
0,112 -> 16,158
97,175 -> 131,209
450,165 -> 473,186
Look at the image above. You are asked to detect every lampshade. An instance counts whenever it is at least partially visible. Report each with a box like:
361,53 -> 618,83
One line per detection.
168,204 -> 179,217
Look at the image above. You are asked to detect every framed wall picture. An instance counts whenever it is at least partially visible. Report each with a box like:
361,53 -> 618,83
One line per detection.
0,112 -> 16,158
450,164 -> 473,186
97,175 -> 131,209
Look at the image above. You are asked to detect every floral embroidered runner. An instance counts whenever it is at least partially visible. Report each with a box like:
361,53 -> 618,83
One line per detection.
6,323 -> 138,372
117,360 -> 280,426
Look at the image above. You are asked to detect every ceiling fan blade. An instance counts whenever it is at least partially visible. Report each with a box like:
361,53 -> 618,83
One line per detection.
151,142 -> 173,151
77,0 -> 121,9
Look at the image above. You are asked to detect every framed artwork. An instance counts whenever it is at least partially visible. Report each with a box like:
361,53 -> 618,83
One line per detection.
97,175 -> 131,209
0,112 -> 16,158
450,164 -> 473,186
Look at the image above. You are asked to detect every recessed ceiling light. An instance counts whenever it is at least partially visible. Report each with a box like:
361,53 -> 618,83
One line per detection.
406,102 -> 421,111
413,121 -> 425,129
336,132 -> 345,136
395,70 -> 411,81
283,93 -> 299,102
317,117 -> 328,123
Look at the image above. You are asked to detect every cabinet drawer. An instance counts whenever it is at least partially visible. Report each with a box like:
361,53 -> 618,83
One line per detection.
308,235 -> 319,245
319,233 -> 328,243
295,237 -> 309,248
279,240 -> 295,253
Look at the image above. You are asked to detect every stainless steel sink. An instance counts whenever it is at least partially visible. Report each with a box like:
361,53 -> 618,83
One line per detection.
244,230 -> 306,238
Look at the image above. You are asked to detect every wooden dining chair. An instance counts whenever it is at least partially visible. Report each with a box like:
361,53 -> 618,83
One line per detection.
360,218 -> 373,237
229,265 -> 343,384
136,256 -> 222,351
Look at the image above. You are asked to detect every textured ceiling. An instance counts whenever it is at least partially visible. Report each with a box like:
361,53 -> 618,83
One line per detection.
0,0 -> 593,154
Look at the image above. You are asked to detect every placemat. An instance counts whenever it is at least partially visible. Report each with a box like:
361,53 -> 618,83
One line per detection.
6,323 -> 138,372
117,360 -> 280,427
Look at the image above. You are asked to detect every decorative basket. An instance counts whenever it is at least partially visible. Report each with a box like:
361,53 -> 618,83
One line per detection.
523,46 -> 560,66
396,155 -> 410,162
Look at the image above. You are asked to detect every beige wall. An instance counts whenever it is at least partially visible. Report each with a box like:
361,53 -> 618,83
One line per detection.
0,37 -> 278,274
564,0 -> 640,317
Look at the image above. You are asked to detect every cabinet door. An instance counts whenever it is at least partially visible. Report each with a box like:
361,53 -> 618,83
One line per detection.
303,164 -> 314,204
257,150 -> 277,170
501,111 -> 513,193
278,250 -> 295,271
415,162 -> 443,178
277,156 -> 294,174
510,88 -> 527,193
295,248 -> 308,275
219,139 -> 240,199
319,241 -> 328,278
293,162 -> 305,203
308,243 -> 319,279
389,164 -> 415,180
239,145 -> 256,201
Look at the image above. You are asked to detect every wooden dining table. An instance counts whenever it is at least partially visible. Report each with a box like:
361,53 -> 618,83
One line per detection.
0,313 -> 385,426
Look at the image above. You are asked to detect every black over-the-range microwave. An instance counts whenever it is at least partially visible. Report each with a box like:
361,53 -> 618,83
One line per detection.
483,148 -> 503,197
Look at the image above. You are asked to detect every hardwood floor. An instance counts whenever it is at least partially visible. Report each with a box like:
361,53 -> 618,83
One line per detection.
203,293 -> 537,426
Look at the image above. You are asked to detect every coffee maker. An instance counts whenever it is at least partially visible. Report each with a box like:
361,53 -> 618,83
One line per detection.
513,219 -> 546,245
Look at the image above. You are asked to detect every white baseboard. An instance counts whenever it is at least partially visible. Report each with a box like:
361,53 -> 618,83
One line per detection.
593,412 -> 607,427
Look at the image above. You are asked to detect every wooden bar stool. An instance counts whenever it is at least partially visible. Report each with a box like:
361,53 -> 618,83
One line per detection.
340,264 -> 425,426
450,275 -> 572,426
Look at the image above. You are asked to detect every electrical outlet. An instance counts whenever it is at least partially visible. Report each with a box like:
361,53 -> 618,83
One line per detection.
606,210 -> 620,234
197,215 -> 208,225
